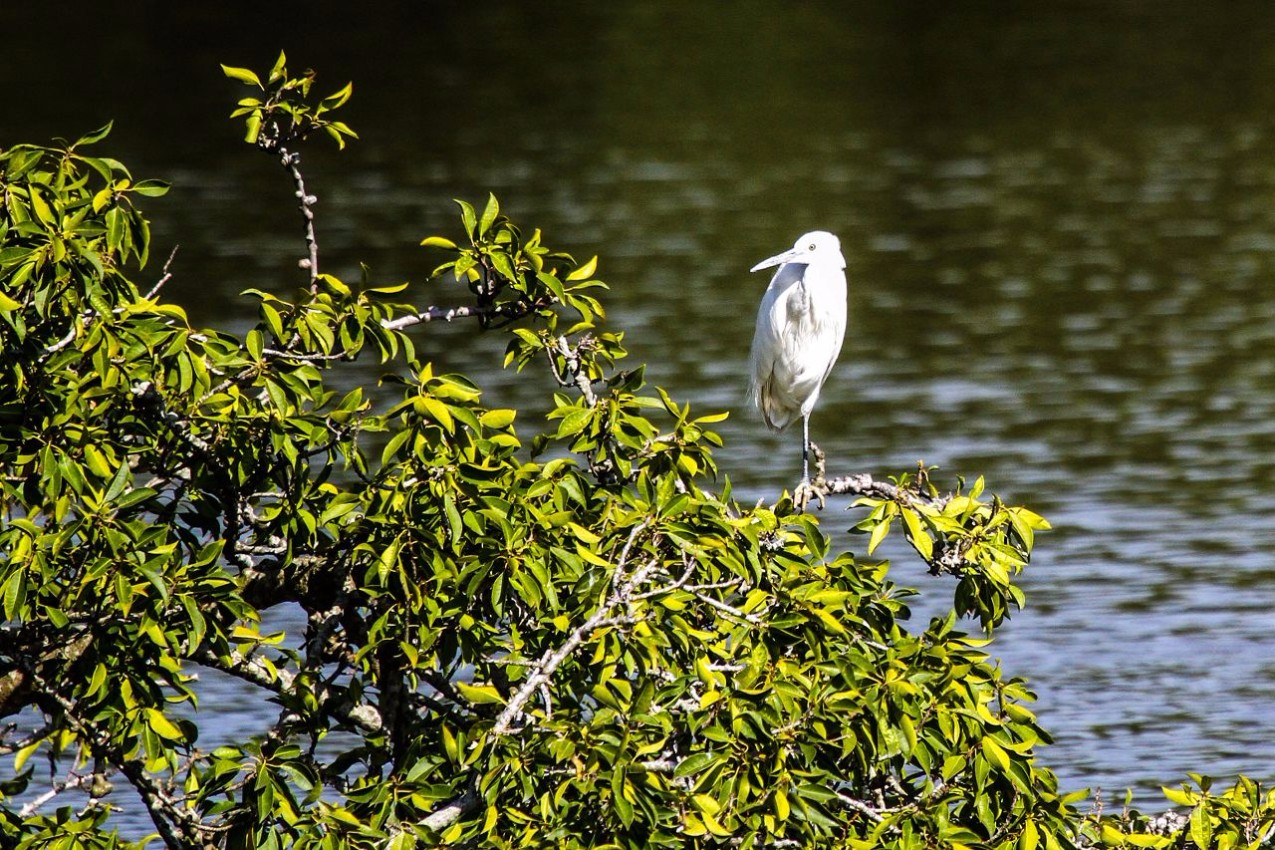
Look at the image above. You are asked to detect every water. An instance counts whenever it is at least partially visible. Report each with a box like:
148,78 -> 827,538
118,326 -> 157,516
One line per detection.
6,0 -> 1275,833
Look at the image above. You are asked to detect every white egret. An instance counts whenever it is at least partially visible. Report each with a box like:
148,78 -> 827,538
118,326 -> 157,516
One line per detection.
747,230 -> 847,486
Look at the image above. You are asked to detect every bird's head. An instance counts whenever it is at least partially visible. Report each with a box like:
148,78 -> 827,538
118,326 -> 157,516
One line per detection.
750,230 -> 845,272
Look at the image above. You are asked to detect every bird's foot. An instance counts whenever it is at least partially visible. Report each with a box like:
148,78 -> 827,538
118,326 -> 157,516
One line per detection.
792,443 -> 832,511
793,478 -> 827,512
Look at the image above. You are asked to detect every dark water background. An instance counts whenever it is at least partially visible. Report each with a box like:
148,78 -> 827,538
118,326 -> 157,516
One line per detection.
6,0 -> 1275,835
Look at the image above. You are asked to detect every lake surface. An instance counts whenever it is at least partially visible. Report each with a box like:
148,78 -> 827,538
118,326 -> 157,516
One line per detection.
7,0 -> 1275,833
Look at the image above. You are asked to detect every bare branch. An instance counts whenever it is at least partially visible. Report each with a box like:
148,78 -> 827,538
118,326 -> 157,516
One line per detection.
794,445 -> 953,513
422,787 -> 479,832
42,321 -> 81,356
547,335 -> 598,406
0,723 -> 51,756
279,148 -> 321,292
379,300 -> 539,332
638,758 -> 677,773
189,646 -> 383,735
492,522 -> 656,738
261,347 -> 349,362
145,245 -> 180,301
834,791 -> 888,823
19,771 -> 101,818
689,589 -> 761,625
422,526 -> 666,832
819,471 -> 946,508
42,246 -> 183,359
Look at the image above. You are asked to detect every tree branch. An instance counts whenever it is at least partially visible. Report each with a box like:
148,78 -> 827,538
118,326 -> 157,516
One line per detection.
544,334 -> 598,406
145,245 -> 180,301
423,523 -> 662,833
279,147 -> 320,292
36,676 -> 207,847
379,299 -> 542,332
189,645 -> 383,735
18,771 -> 96,818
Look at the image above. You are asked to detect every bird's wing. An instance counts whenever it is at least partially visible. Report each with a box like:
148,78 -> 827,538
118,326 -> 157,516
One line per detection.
748,264 -> 805,431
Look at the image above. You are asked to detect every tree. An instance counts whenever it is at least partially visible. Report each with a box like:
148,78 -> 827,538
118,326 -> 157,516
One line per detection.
0,53 -> 1270,850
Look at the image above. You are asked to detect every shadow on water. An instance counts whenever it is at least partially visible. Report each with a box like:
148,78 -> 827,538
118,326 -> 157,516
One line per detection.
7,0 -> 1275,832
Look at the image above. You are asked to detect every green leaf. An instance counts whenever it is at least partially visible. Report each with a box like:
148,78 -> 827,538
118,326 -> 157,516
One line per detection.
1018,818 -> 1039,850
1189,803 -> 1212,850
981,736 -> 1011,772
246,329 -> 264,359
480,408 -> 516,429
221,64 -> 263,87
415,396 -> 455,432
866,518 -> 890,555
479,193 -> 499,236
901,508 -> 934,560
3,571 -> 26,621
555,407 -> 593,439
322,81 -> 354,110
674,752 -> 718,778
105,207 -> 125,251
566,255 -> 598,281
456,199 -> 478,239
146,708 -> 184,741
1162,786 -> 1199,807
73,122 -> 114,147
245,111 -> 263,144
455,681 -> 505,705
268,50 -> 288,83
83,444 -> 111,478
130,179 -> 170,197
442,725 -> 460,764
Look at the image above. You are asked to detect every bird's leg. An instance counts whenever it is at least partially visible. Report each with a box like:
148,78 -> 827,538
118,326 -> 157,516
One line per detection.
801,415 -> 810,484
793,416 -> 827,511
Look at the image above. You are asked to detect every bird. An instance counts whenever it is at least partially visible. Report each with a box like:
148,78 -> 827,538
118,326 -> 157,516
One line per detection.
747,230 -> 848,487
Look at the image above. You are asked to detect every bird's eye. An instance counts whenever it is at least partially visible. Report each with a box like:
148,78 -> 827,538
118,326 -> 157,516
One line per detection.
808,243 -> 816,251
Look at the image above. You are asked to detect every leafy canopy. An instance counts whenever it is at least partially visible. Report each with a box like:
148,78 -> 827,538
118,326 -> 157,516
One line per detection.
0,52 -> 1270,850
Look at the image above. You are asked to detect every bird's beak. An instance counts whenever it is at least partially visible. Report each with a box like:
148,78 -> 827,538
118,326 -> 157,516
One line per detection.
750,247 -> 802,273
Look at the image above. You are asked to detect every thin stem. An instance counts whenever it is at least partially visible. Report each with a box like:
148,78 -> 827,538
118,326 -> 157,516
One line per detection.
145,245 -> 180,301
280,147 -> 320,292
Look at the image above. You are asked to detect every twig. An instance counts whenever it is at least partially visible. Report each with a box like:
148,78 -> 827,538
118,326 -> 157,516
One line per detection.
36,677 -> 206,847
279,148 -> 320,292
261,347 -> 349,362
639,759 -> 677,773
689,590 -> 761,625
144,245 -> 180,301
820,472 -> 945,507
493,522 -> 655,738
189,646 -> 383,735
41,246 -> 183,359
0,723 -> 51,756
792,445 -> 954,513
422,787 -> 478,832
42,322 -> 80,357
631,554 -> 698,601
18,772 -> 94,817
808,448 -> 950,510
834,791 -> 888,823
422,523 -> 660,834
549,335 -> 598,406
380,302 -> 525,332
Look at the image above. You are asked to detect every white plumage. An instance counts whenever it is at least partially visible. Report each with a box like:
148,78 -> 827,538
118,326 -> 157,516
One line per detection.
747,230 -> 847,483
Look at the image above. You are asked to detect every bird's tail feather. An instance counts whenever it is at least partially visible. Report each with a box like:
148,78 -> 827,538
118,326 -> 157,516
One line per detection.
754,377 -> 794,433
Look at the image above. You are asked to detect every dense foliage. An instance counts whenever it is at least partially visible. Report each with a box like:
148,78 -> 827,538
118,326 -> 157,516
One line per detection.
0,54 -> 1271,849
